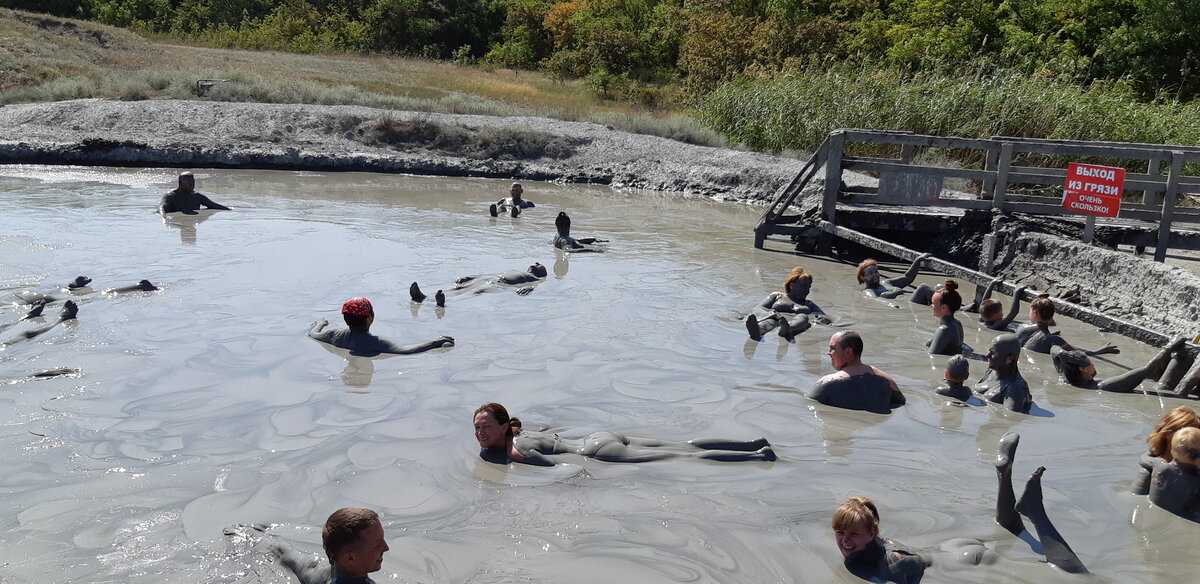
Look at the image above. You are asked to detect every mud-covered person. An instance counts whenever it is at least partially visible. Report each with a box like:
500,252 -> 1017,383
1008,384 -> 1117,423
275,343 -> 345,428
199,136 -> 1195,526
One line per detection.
270,507 -> 390,584
309,296 -> 453,357
158,171 -> 231,215
490,182 -> 535,217
808,331 -> 906,414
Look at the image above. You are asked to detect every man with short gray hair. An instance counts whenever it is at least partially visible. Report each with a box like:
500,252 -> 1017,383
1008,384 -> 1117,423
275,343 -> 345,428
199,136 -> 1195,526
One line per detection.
807,330 -> 906,414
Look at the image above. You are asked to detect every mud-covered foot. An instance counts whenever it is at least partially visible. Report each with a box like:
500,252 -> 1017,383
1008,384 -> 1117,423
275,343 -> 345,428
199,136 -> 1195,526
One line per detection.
745,314 -> 762,341
1015,466 -> 1045,519
68,276 -> 92,289
60,300 -> 79,320
510,205 -> 520,218
23,301 -> 46,319
489,203 -> 498,217
997,432 -> 1019,472
778,318 -> 793,341
758,446 -> 777,462
435,290 -> 445,308
410,282 -> 426,303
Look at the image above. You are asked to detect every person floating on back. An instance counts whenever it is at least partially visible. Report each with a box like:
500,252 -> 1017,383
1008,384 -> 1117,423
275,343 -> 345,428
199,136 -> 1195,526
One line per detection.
489,182 -> 535,217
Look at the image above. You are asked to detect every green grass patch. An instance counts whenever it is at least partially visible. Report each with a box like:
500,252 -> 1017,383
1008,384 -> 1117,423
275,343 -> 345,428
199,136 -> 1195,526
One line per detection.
364,115 -> 584,160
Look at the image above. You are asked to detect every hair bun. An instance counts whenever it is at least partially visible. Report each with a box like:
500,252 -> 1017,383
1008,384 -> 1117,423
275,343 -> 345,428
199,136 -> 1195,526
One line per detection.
944,280 -> 958,291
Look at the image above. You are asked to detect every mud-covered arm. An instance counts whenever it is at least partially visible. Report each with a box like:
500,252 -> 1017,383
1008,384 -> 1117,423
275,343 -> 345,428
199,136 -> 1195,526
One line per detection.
197,193 -> 232,210
268,540 -> 331,584
884,253 -> 930,289
307,319 -> 335,342
378,335 -> 454,355
994,285 -> 1026,329
964,278 -> 999,313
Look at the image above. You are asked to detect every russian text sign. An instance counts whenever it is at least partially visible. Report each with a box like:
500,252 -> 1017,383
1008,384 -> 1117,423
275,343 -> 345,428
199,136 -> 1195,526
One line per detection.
1062,163 -> 1125,218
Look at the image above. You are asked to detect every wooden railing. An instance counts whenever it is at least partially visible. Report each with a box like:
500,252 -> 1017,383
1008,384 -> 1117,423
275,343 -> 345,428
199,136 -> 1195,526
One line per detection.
756,129 -> 1200,261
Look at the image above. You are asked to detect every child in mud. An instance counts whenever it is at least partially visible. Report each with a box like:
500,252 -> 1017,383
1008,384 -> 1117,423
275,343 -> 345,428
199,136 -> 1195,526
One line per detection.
935,355 -> 972,402
1133,406 -> 1200,495
1145,426 -> 1200,521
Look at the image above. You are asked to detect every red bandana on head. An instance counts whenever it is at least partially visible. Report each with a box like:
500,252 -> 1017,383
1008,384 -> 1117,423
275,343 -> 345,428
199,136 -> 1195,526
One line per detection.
341,296 -> 373,316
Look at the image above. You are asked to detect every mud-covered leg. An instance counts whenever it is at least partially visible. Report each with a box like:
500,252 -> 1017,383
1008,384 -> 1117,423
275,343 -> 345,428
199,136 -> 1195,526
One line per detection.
1015,466 -> 1089,574
995,432 -> 1025,535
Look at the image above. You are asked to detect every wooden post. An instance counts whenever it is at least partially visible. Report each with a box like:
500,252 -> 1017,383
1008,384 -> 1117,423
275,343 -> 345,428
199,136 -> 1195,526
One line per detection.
982,147 -> 999,200
992,142 -> 1013,212
1143,155 -> 1161,205
1154,152 -> 1183,262
819,131 -> 845,254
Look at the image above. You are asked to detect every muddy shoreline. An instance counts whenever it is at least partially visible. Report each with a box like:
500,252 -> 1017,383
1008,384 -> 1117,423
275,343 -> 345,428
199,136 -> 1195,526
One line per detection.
0,98 -> 801,202
3,98 -> 1200,363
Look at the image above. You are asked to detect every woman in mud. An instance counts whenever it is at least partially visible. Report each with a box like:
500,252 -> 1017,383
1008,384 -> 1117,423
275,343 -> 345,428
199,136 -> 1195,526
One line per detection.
1052,336 -> 1185,393
1016,295 -> 1119,356
1133,406 -> 1200,495
856,254 -> 929,301
473,402 -> 776,466
834,436 -> 1091,584
926,280 -> 964,356
745,266 -> 830,341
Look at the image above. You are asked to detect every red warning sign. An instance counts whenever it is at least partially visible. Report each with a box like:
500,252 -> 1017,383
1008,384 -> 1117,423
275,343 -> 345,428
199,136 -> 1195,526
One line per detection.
1062,163 -> 1125,218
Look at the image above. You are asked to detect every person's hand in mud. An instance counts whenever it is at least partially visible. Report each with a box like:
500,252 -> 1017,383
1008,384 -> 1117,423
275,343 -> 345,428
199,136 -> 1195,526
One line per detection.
1085,343 -> 1120,356
435,336 -> 455,348
516,287 -> 534,296
309,319 -> 330,334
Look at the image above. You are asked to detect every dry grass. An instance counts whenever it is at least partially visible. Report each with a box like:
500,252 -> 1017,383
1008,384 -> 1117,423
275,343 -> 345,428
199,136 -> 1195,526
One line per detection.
0,8 -> 726,146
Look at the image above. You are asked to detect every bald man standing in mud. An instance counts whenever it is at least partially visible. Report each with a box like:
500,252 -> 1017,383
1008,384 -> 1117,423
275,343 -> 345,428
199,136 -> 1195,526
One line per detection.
158,171 -> 231,214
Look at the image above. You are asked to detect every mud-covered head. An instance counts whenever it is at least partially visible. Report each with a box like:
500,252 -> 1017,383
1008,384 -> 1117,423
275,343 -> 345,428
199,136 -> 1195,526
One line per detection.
988,334 -> 1021,372
1030,294 -> 1055,323
945,354 -> 970,382
1052,347 -> 1093,385
178,171 -> 195,189
832,497 -> 879,559
528,262 -> 548,278
980,298 -> 1003,321
855,259 -> 880,286
555,211 -> 571,236
784,266 -> 813,304
510,182 -> 524,200
931,280 -> 962,316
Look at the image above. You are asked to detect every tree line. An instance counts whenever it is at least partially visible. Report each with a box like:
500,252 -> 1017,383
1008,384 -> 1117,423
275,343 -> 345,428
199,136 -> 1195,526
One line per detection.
5,0 -> 1198,103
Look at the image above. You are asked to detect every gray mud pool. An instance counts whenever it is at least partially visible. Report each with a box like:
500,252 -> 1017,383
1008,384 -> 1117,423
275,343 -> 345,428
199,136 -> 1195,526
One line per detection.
0,167 -> 1196,583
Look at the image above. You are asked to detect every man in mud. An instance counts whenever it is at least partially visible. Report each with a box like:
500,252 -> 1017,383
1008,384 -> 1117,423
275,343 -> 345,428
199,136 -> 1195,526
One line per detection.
271,507 -> 390,584
158,171 -> 231,215
308,296 -> 453,357
808,331 -> 906,414
489,182 -> 535,217
976,334 -> 1033,413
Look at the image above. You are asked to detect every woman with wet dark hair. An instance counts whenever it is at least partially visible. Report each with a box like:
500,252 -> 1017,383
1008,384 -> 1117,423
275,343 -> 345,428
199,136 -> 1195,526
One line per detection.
1052,337 -> 1184,393
473,403 -> 775,466
927,280 -> 964,356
